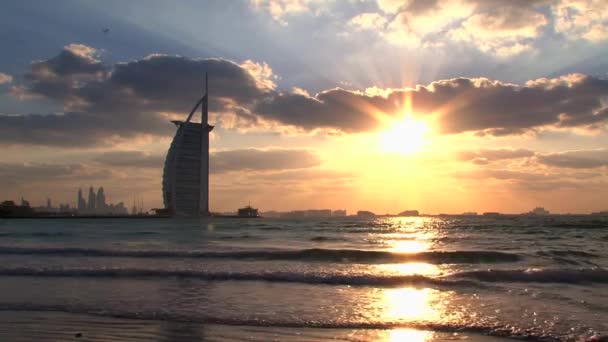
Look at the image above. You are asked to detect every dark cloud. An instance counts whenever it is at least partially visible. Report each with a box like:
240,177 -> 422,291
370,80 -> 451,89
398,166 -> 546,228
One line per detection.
0,111 -> 170,147
4,45 -> 608,147
257,74 -> 608,135
255,89 -> 387,132
211,148 -> 320,173
91,148 -> 320,173
93,151 -> 165,168
460,148 -> 535,164
5,47 -> 270,146
24,44 -> 105,101
0,72 -> 13,84
0,162 -> 112,184
537,149 -> 608,168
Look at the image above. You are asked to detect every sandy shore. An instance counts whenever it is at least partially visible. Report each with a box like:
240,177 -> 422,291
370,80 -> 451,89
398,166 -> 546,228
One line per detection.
0,310 -> 511,341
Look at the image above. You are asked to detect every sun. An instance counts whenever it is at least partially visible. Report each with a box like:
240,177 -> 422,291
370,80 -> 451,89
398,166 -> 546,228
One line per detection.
379,116 -> 430,154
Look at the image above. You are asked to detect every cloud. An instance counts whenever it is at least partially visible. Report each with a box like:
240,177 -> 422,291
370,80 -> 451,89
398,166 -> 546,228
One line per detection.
450,3 -> 548,56
0,112 -> 170,147
22,44 -> 105,101
460,148 -> 535,164
383,0 -> 475,47
552,0 -> 608,42
93,151 -> 165,168
211,148 -> 320,173
249,0 -> 323,25
5,45 -> 608,147
537,148 -> 608,168
341,0 -> 607,56
0,72 -> 13,85
254,88 -> 387,132
4,46 -> 273,146
0,162 -> 112,184
257,74 -> 608,135
349,13 -> 387,30
92,148 -> 321,173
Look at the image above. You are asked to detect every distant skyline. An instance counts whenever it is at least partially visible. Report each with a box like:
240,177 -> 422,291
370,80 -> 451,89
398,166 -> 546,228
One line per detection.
1,0 -> 608,214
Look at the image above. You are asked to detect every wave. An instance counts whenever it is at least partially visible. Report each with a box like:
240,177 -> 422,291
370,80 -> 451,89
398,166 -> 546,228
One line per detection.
309,236 -> 347,242
0,232 -> 71,238
1,265 -> 605,286
0,303 -> 571,341
0,267 -> 478,288
258,226 -> 282,230
536,250 -> 598,258
0,246 -> 521,264
118,231 -> 160,236
454,268 -> 608,284
217,234 -> 260,240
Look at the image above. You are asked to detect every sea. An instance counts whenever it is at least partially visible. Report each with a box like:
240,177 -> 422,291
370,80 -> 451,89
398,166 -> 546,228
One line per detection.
0,216 -> 606,342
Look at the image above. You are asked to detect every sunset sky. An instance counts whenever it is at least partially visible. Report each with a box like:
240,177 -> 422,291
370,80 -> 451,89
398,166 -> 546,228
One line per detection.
1,0 -> 607,214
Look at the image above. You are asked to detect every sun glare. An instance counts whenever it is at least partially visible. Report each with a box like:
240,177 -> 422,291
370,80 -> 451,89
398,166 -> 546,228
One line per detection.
379,116 -> 429,154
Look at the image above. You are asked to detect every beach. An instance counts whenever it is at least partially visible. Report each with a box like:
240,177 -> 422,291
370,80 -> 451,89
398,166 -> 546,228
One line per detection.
0,216 -> 606,341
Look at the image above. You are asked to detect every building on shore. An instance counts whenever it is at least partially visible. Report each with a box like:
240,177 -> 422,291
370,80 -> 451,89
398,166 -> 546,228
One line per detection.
238,205 -> 259,217
77,189 -> 86,212
76,187 -> 128,215
0,200 -> 34,217
356,210 -> 376,219
332,210 -> 347,217
398,210 -> 419,217
525,207 -> 550,215
162,73 -> 213,217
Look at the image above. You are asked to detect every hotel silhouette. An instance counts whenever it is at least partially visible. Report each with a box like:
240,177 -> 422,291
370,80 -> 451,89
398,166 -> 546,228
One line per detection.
162,74 -> 213,216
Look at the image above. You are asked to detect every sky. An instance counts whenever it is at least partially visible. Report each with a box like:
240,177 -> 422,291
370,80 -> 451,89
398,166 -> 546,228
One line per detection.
1,0 -> 607,214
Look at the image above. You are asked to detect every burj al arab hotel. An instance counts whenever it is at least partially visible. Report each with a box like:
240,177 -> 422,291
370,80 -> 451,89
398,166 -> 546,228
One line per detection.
162,74 -> 213,216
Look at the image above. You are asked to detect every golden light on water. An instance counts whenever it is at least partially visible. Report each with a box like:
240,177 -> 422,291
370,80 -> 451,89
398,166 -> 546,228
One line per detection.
378,262 -> 440,277
383,287 -> 439,321
374,216 -> 448,337
383,216 -> 435,254
389,239 -> 431,254
386,328 -> 433,342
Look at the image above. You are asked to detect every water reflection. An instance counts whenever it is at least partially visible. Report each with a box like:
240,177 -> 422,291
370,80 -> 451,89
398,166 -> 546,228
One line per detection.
387,328 -> 433,342
383,287 -> 440,322
382,216 -> 437,253
375,216 -> 447,335
377,262 -> 440,277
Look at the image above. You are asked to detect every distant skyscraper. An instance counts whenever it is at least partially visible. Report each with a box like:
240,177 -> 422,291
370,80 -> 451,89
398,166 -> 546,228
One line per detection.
77,188 -> 86,212
162,73 -> 213,216
96,187 -> 106,212
87,186 -> 96,211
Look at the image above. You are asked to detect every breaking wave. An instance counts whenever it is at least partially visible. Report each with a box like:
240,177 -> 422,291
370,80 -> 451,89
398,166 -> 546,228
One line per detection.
454,268 -> 608,284
0,303 -> 572,341
0,246 -> 521,264
0,266 -> 605,286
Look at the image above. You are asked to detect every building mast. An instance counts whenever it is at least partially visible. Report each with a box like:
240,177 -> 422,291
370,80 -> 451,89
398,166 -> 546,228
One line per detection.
199,73 -> 212,216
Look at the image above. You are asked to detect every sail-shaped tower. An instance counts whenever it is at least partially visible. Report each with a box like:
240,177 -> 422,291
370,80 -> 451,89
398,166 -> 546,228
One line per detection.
162,74 -> 213,216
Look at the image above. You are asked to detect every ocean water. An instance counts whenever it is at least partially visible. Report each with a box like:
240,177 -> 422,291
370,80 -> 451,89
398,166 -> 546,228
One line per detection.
0,216 -> 606,341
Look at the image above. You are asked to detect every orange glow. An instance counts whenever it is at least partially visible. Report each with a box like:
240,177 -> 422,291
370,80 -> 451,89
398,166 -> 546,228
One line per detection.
379,116 -> 430,154
383,287 -> 439,321
386,328 -> 433,342
378,262 -> 440,277
389,239 -> 431,254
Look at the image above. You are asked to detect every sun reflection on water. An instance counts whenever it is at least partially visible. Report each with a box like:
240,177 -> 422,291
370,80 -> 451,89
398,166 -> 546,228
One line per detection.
386,328 -> 433,342
389,239 -> 431,254
383,287 -> 440,322
373,216 -> 448,331
377,262 -> 441,277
